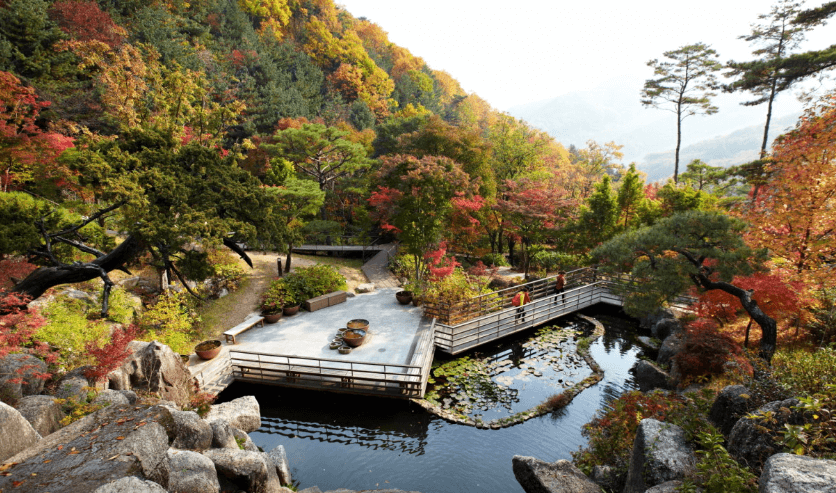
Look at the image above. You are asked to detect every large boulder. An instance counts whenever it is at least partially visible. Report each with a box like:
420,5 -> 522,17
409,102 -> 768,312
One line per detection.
166,448 -> 220,493
640,308 -> 676,330
645,481 -> 685,493
230,426 -> 259,452
106,368 -> 131,391
728,398 -> 803,470
209,419 -> 239,450
708,385 -> 753,436
202,449 -> 282,493
623,419 -> 696,493
656,332 -> 685,368
15,395 -> 65,437
171,410 -> 213,451
122,341 -> 194,408
0,404 -> 176,493
0,400 -> 41,462
652,318 -> 681,341
511,456 -> 601,493
0,353 -> 48,400
266,445 -> 292,486
205,396 -> 261,433
589,464 -> 617,492
635,360 -> 671,392
759,453 -> 836,493
55,367 -> 96,402
93,389 -> 131,407
92,476 -> 167,493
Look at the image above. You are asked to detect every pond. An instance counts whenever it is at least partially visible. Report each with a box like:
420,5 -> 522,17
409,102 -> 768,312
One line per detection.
216,306 -> 647,492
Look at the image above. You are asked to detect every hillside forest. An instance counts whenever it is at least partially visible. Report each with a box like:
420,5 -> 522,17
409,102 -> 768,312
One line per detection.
1,0 -> 835,469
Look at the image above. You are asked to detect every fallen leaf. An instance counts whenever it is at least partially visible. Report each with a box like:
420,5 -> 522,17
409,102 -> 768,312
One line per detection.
42,460 -> 50,464
12,480 -> 24,486
56,446 -> 63,451
107,455 -> 119,461
1,472 -> 11,476
115,436 -> 125,440
0,463 -> 16,472
68,451 -> 80,455
30,473 -> 36,477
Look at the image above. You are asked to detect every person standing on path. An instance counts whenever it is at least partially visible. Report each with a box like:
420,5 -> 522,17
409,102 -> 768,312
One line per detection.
513,288 -> 531,324
554,271 -> 566,303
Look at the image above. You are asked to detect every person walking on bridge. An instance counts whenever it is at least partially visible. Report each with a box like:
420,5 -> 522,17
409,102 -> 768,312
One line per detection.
513,288 -> 531,324
554,271 -> 566,303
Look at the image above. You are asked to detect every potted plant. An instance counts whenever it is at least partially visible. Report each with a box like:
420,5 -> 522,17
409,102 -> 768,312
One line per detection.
261,281 -> 287,323
283,286 -> 301,316
195,340 -> 222,360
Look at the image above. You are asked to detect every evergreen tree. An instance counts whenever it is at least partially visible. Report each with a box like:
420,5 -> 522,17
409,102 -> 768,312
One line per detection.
616,163 -> 645,229
577,175 -> 618,249
725,0 -> 808,157
641,43 -> 723,183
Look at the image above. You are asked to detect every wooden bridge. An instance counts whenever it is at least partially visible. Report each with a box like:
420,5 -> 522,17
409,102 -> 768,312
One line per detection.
292,236 -> 387,262
425,268 -> 631,354
194,267 -> 684,398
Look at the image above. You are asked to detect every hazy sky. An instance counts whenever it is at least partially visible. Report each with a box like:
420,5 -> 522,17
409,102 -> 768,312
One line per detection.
337,1 -> 834,111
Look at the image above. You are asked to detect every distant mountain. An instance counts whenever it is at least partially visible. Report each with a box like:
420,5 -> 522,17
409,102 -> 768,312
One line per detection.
507,78 -> 804,167
639,113 -> 799,183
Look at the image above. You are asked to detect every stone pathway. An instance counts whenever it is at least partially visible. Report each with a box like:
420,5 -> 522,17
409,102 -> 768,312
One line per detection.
361,243 -> 400,289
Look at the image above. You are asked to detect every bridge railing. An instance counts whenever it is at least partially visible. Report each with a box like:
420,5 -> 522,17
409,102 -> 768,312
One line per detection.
422,267 -> 598,325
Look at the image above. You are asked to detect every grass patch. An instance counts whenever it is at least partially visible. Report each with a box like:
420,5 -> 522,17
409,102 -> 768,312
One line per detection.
197,275 -> 254,337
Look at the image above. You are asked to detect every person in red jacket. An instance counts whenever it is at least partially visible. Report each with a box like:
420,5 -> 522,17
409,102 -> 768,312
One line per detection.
554,270 -> 566,303
513,288 -> 531,324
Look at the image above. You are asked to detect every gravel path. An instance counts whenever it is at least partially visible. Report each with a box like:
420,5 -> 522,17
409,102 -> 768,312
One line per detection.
207,252 -> 369,333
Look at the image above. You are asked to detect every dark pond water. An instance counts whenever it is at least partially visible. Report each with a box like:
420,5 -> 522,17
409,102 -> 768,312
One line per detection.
217,305 -> 647,493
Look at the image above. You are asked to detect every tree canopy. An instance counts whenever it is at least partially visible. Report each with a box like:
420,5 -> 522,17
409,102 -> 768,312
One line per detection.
593,210 -> 777,361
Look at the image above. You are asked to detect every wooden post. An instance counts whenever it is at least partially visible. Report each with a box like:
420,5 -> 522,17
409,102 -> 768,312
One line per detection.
277,258 -> 283,277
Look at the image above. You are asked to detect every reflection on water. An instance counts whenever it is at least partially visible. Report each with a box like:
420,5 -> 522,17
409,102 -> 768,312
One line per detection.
217,306 -> 645,493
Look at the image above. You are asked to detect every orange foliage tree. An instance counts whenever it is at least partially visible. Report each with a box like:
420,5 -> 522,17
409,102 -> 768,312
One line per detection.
738,92 -> 836,285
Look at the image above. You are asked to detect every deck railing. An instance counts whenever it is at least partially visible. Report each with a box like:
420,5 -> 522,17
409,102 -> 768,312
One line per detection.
228,345 -> 429,398
433,281 -> 612,354
422,267 -> 598,325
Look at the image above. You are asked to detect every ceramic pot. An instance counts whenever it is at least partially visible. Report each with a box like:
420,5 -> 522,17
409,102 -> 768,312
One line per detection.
263,312 -> 282,323
195,340 -> 222,360
283,305 -> 300,316
343,329 -> 367,347
395,290 -> 413,305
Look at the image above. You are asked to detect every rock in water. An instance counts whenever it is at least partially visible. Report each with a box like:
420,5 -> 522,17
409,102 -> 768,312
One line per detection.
511,456 -> 601,493
205,396 -> 261,433
623,419 -> 696,493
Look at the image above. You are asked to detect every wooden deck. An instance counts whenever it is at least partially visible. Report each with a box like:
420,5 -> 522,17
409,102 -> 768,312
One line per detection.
226,319 -> 436,398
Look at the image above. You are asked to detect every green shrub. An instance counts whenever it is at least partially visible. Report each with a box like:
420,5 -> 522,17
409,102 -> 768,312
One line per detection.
139,290 -> 199,354
92,287 -> 136,325
480,253 -> 509,267
285,264 -> 346,300
422,268 -> 498,306
262,278 -> 293,313
681,429 -> 758,493
778,386 -> 836,458
529,250 -> 585,273
772,346 -> 836,397
207,248 -> 246,291
38,297 -> 110,368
